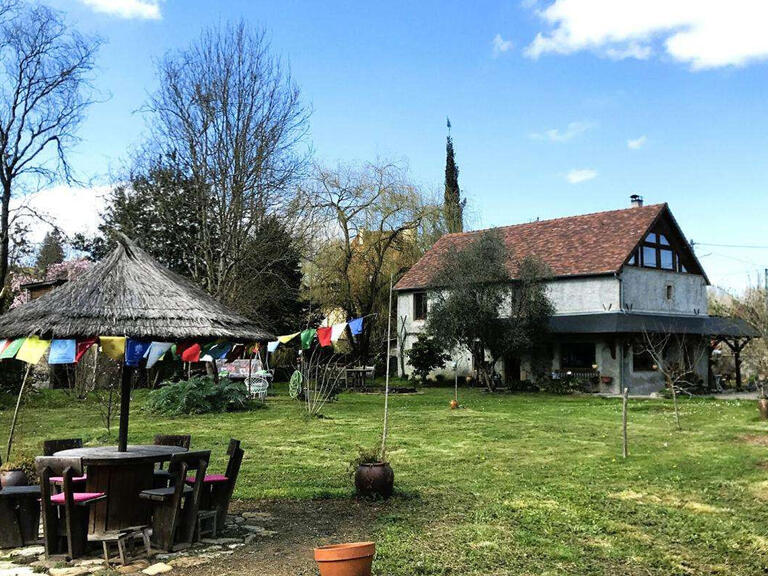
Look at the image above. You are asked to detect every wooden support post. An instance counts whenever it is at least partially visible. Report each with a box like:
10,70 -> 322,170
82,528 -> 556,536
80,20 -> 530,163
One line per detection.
734,346 -> 743,390
118,365 -> 133,452
622,387 -> 629,459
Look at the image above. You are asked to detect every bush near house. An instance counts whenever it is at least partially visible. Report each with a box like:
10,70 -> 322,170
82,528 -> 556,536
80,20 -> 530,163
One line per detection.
407,336 -> 450,386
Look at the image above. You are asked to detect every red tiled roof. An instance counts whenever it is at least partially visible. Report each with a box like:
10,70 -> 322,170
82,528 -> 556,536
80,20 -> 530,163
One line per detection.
395,203 -> 667,291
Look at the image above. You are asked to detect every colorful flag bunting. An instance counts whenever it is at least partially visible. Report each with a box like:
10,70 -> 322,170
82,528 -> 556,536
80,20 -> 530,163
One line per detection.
316,326 -> 332,347
277,332 -> 300,344
267,341 -> 279,353
16,336 -> 50,364
100,337 -> 126,361
330,323 -> 347,342
75,339 -> 97,362
348,317 -> 364,335
0,338 -> 24,360
204,342 -> 232,360
178,342 -> 201,363
145,342 -> 173,369
0,339 -> 11,355
48,339 -> 76,364
125,339 -> 151,367
300,329 -> 316,350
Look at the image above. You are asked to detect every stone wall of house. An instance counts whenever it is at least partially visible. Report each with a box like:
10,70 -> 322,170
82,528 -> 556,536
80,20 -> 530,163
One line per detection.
620,266 -> 708,315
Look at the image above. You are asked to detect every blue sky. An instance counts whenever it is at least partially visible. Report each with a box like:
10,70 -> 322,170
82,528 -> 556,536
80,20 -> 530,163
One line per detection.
34,0 -> 768,291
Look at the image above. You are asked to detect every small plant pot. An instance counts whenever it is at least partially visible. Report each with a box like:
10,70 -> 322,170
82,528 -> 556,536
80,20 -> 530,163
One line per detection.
0,469 -> 28,488
758,398 -> 768,420
355,462 -> 394,500
450,399 -> 459,409
314,542 -> 375,576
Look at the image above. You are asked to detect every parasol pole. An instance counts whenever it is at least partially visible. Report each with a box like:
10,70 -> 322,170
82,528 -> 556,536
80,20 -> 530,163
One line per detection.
380,273 -> 394,461
117,364 -> 133,452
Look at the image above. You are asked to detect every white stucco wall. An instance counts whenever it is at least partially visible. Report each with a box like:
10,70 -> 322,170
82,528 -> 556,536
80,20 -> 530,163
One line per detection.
620,266 -> 708,315
546,276 -> 620,314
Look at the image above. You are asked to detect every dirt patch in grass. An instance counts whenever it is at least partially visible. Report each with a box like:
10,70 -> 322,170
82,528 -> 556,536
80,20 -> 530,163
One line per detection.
741,434 -> 768,446
174,498 -> 380,576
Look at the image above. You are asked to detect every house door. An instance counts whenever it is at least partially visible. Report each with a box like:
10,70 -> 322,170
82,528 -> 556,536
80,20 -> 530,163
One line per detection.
504,355 -> 521,385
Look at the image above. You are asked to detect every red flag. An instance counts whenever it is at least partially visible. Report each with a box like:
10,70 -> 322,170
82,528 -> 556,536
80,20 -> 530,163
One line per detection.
75,338 -> 97,362
317,326 -> 332,347
179,342 -> 201,362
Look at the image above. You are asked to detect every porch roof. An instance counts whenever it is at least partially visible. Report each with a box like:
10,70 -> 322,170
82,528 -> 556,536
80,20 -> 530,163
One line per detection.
548,313 -> 758,338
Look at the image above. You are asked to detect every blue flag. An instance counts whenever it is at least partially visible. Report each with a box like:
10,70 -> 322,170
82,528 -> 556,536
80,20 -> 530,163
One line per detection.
48,339 -> 76,364
145,342 -> 173,369
125,339 -> 151,367
348,317 -> 364,335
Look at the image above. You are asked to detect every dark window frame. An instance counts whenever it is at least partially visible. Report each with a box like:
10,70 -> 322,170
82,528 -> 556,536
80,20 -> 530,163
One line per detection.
560,342 -> 596,371
413,292 -> 428,321
632,345 -> 657,372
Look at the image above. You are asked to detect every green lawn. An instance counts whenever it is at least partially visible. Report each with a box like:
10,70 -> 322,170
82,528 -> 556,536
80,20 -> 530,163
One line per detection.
4,385 -> 768,575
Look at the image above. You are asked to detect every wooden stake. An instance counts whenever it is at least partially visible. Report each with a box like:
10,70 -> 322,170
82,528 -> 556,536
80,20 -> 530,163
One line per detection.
380,273 -> 393,461
6,364 -> 32,462
622,387 -> 629,459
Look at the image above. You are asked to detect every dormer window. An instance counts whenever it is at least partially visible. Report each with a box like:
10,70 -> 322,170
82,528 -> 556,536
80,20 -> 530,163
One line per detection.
629,228 -> 690,273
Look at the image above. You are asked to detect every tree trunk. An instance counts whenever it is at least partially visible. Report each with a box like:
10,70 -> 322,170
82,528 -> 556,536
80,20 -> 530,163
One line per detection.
669,376 -> 681,430
0,183 -> 11,301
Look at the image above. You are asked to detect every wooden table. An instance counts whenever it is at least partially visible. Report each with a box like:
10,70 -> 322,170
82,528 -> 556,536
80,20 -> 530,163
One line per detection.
0,485 -> 41,548
54,444 -> 187,534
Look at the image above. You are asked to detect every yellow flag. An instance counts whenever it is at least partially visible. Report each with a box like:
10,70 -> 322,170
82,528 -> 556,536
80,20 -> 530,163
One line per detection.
277,332 -> 300,344
100,336 -> 126,361
16,336 -> 50,365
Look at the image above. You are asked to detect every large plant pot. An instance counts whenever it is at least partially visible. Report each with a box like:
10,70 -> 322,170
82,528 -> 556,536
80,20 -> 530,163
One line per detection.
355,462 -> 394,500
758,399 -> 768,420
0,469 -> 28,488
314,542 -> 375,576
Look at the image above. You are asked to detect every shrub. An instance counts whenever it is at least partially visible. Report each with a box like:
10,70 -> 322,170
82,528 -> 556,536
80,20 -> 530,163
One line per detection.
146,376 -> 250,415
407,336 -> 450,386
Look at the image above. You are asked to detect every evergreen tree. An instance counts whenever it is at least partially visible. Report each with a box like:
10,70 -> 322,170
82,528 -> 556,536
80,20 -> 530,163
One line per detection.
36,229 -> 65,272
444,119 -> 464,233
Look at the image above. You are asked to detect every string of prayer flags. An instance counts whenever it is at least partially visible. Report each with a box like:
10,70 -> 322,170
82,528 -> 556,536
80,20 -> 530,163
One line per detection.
100,336 -> 126,361
178,342 -> 201,363
48,339 -> 76,365
75,339 -> 97,362
207,342 -> 232,360
0,338 -> 23,360
267,341 -> 279,353
125,339 -> 151,367
300,329 -> 316,350
145,342 -> 173,369
316,326 -> 332,347
277,332 -> 300,344
330,322 -> 347,343
16,336 -> 50,364
0,339 -> 11,355
348,317 -> 364,336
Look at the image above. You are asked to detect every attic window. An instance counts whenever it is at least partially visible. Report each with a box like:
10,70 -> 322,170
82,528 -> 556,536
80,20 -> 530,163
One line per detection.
639,228 -> 689,273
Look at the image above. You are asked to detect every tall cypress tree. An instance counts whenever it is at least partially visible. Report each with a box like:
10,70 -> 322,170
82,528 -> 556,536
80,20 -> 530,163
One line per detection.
444,118 -> 464,233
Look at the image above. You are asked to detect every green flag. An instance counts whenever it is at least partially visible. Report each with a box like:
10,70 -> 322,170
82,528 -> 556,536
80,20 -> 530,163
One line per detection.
300,329 -> 317,350
0,338 -> 25,360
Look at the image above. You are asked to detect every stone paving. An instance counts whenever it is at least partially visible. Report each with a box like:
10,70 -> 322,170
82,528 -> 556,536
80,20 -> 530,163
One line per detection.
0,512 -> 277,576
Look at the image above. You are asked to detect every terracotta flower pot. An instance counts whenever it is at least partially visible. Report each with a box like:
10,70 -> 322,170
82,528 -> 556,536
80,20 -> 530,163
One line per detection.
0,469 -> 28,488
314,542 -> 375,576
355,462 -> 394,500
450,399 -> 459,409
758,398 -> 768,420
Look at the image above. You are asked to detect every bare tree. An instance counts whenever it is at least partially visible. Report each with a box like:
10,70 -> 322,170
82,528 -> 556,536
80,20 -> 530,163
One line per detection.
0,1 -> 99,295
142,21 -> 310,303
641,330 -> 708,430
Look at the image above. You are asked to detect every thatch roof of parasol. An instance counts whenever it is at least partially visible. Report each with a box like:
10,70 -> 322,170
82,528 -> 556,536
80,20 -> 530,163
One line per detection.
0,233 -> 273,341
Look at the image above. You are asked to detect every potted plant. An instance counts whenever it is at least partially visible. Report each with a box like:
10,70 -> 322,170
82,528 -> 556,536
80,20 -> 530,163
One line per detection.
0,457 -> 34,488
758,382 -> 768,420
351,447 -> 394,500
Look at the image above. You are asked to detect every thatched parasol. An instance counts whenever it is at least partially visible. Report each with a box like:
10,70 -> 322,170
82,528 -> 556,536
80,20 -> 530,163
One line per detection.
0,233 -> 274,450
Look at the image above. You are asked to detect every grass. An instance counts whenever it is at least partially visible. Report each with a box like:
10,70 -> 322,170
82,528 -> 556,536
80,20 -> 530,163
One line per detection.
3,384 -> 768,574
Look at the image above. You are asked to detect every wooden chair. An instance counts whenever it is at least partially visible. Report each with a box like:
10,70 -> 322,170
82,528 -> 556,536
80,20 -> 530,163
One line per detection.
152,434 -> 191,488
36,456 -> 106,559
139,450 -> 209,552
43,439 -> 87,490
190,439 -> 244,531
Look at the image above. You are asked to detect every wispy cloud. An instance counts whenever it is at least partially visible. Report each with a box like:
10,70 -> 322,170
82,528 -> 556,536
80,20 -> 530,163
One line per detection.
492,34 -> 514,56
79,0 -> 163,20
524,0 -> 768,70
566,169 -> 597,184
531,120 -> 592,142
627,135 -> 647,149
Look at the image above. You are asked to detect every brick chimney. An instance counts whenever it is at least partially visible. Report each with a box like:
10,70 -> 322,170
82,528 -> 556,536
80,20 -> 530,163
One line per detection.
630,194 -> 644,208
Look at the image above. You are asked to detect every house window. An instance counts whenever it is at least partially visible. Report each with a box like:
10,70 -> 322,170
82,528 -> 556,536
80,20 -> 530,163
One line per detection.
632,345 -> 656,372
560,342 -> 596,370
659,249 -> 674,270
642,245 -> 657,268
666,285 -> 673,300
637,228 -> 689,273
413,292 -> 428,320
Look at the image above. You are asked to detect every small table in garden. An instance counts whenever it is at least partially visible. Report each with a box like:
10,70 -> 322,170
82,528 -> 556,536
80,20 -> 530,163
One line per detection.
53,444 -> 187,534
345,367 -> 375,389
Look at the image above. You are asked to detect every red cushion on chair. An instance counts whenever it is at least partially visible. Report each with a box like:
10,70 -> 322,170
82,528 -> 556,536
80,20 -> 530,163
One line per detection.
50,491 -> 104,505
186,474 -> 228,484
49,475 -> 87,485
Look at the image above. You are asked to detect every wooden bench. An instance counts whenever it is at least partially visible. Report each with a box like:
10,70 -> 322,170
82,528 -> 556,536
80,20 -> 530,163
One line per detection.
88,526 -> 151,566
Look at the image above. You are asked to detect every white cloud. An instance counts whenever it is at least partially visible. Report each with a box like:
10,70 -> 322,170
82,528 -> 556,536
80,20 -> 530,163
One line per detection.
79,0 -> 163,20
566,168 -> 597,184
524,0 -> 768,70
11,185 -> 108,245
531,120 -> 592,142
627,135 -> 647,149
492,34 -> 514,56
